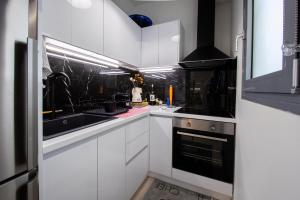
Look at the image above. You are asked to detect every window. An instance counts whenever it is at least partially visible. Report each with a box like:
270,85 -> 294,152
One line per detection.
243,0 -> 300,115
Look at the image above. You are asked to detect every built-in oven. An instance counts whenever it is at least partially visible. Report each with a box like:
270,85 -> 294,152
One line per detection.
173,117 -> 235,184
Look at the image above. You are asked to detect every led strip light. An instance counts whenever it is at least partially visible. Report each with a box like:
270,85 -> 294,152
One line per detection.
45,37 -> 120,68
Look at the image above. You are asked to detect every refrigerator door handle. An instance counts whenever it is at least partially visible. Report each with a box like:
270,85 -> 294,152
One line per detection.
27,38 -> 38,170
0,170 -> 38,200
27,169 -> 39,200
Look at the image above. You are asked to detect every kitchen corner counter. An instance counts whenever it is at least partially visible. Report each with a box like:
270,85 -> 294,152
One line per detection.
43,106 -> 236,155
149,106 -> 181,117
43,108 -> 150,155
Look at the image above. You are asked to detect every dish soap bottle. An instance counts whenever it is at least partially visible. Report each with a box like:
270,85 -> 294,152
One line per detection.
149,84 -> 156,106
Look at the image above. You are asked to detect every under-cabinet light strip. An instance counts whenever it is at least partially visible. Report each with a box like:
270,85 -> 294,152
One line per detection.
44,37 -> 120,68
46,44 -> 119,68
139,66 -> 176,73
151,74 -> 167,79
47,52 -> 109,68
141,69 -> 175,73
100,71 -> 129,75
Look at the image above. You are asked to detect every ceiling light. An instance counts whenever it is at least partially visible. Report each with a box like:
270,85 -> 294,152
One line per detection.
47,52 -> 108,68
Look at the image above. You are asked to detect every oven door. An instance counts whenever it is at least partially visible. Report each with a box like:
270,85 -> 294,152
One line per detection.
173,127 -> 235,184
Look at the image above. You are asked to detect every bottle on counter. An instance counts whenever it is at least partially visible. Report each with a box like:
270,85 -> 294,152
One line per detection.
169,85 -> 173,107
149,84 -> 156,106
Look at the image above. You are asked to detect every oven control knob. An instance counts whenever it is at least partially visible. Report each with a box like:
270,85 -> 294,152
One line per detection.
186,122 -> 192,127
210,125 -> 216,131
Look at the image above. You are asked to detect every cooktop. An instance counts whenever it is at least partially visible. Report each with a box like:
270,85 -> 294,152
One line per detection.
175,107 -> 234,118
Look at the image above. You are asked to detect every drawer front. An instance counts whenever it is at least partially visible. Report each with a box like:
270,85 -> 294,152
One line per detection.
126,117 -> 149,143
126,132 -> 149,163
126,147 -> 149,199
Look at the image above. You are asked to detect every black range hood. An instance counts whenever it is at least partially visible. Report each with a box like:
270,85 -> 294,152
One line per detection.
179,0 -> 233,68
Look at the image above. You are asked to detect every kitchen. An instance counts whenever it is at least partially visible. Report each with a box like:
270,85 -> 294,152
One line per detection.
0,0 -> 300,200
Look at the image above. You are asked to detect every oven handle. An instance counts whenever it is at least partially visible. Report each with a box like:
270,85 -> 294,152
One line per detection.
177,131 -> 228,143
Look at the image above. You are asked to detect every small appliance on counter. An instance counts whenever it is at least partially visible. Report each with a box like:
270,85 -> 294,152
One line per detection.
84,93 -> 131,116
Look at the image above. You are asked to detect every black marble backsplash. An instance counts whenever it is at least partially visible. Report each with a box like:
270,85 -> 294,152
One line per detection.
43,57 -> 187,116
43,56 -> 236,117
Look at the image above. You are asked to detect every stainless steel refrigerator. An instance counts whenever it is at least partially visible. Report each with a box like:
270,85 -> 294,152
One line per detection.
0,0 -> 39,199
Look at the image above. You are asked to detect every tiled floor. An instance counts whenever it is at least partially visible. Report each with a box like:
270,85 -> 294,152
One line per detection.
131,177 -> 232,200
131,177 -> 155,200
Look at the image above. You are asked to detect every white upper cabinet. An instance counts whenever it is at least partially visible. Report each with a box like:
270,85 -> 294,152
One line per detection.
159,20 -> 182,66
141,25 -> 159,68
41,0 -> 103,53
141,20 -> 182,68
41,0 -> 72,43
71,0 -> 104,54
104,0 -> 141,67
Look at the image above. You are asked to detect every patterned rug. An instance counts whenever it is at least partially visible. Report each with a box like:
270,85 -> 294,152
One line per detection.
143,179 -> 219,200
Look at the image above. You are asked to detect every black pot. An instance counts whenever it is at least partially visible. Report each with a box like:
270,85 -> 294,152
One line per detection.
104,101 -> 117,113
116,101 -> 127,108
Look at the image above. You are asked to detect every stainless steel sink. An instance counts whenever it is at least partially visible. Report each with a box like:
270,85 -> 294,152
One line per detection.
43,113 -> 116,141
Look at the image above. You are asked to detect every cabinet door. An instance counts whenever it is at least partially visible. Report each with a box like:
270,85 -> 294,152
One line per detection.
126,147 -> 149,199
123,18 -> 141,67
142,25 -> 159,68
104,0 -> 141,66
41,0 -> 72,43
103,0 -> 125,62
159,20 -> 180,66
71,0 -> 104,53
150,116 -> 172,177
43,138 -> 98,200
98,128 -> 126,200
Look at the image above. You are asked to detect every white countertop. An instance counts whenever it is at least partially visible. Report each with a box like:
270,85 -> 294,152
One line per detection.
43,106 -> 236,155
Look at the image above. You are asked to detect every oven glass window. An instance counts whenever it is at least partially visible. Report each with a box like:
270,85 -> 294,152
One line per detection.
173,128 -> 234,183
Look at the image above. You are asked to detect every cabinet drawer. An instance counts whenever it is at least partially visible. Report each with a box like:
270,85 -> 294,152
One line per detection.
126,147 -> 149,199
126,117 -> 149,143
126,132 -> 149,163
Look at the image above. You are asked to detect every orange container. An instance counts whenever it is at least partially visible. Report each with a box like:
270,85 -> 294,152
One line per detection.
169,85 -> 173,107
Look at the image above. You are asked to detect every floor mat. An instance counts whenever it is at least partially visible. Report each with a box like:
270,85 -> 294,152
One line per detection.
143,179 -> 219,200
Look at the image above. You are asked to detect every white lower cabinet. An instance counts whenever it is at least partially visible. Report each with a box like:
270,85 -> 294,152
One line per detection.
98,128 -> 126,200
126,147 -> 149,199
43,118 -> 151,200
150,116 -> 172,177
43,138 -> 98,200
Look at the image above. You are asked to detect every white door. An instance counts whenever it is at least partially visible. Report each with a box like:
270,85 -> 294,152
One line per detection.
71,0 -> 104,53
43,138 -> 98,200
41,0 -> 72,43
98,128 -> 126,200
142,25 -> 159,68
158,20 -> 180,66
150,116 -> 172,177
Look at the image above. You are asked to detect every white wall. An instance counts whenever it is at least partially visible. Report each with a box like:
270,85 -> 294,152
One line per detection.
232,0 -> 300,199
215,2 -> 232,55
